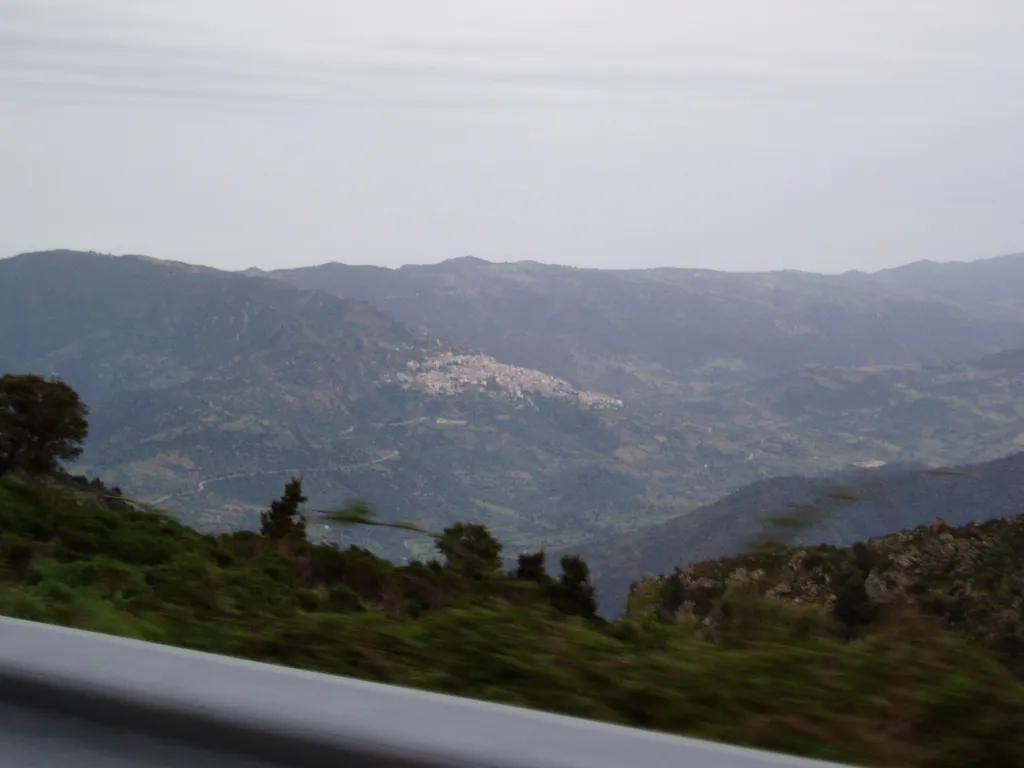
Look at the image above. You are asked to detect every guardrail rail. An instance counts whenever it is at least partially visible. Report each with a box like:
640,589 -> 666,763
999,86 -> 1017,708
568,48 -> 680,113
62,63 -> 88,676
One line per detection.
0,616 -> 854,767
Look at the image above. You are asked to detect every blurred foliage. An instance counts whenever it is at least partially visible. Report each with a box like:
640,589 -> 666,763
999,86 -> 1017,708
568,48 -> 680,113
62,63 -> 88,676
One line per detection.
2,471 -> 1024,766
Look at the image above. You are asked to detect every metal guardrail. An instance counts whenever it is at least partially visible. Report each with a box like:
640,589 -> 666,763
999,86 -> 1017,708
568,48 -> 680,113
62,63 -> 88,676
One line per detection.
0,616 -> 853,767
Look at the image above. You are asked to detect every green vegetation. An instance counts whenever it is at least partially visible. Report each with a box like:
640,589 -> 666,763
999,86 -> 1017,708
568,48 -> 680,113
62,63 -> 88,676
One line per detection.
259,476 -> 309,541
4,473 -> 1024,766
627,508 -> 1024,681
0,373 -> 88,478
3,377 -> 1024,766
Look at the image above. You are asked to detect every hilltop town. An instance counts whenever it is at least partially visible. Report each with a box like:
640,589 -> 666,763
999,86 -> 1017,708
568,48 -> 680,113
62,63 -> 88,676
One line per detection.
391,353 -> 623,409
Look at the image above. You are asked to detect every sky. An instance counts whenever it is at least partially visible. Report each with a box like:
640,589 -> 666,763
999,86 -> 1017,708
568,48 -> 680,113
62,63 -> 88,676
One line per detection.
1,0 -> 1022,273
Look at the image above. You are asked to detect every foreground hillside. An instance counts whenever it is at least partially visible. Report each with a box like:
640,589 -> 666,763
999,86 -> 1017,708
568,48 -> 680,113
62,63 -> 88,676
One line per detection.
1,472 -> 1023,766
275,252 -> 1024,398
579,451 -> 1024,615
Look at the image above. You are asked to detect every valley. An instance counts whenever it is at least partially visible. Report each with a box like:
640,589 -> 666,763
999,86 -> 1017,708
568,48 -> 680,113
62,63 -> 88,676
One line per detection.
2,248 -> 1024,576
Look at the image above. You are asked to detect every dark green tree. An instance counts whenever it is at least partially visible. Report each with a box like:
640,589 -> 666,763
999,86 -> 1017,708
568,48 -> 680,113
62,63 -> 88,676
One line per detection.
0,373 -> 89,478
260,476 -> 309,541
552,554 -> 597,619
515,550 -> 550,583
437,523 -> 502,578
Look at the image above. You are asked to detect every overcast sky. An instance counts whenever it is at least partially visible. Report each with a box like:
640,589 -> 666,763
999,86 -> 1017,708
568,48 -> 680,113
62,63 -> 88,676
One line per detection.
1,0 -> 1022,273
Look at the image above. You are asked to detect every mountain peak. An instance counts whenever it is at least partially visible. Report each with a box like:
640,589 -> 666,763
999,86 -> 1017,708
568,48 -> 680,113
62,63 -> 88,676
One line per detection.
438,255 -> 492,267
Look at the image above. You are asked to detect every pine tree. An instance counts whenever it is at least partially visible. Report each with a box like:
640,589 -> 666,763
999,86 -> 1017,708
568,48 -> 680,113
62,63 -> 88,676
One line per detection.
552,554 -> 597,619
515,550 -> 550,583
437,523 -> 502,578
260,476 -> 309,541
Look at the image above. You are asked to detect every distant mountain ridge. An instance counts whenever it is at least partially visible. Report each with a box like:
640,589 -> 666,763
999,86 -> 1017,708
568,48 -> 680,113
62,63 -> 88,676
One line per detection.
866,251 -> 1024,319
274,251 -> 1024,398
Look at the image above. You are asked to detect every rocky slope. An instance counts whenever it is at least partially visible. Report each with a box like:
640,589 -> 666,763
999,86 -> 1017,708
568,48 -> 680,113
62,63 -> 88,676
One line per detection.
629,510 -> 1024,671
578,450 -> 1024,616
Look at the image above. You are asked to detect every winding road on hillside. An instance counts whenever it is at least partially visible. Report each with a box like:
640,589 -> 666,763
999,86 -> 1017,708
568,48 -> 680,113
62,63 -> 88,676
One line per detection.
152,451 -> 400,504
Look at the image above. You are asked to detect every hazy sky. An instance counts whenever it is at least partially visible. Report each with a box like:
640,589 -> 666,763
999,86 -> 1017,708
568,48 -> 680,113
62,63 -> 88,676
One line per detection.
2,0 -> 1022,273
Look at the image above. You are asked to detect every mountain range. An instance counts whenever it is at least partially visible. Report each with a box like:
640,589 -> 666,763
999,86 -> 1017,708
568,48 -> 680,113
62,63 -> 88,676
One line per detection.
271,252 -> 1024,397
2,248 -> 1023,573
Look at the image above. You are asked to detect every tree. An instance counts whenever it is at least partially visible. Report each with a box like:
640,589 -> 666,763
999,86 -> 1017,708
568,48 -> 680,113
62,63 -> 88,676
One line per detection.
0,373 -> 89,478
552,554 -> 598,619
437,523 -> 502,578
260,476 -> 309,541
515,550 -> 551,583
